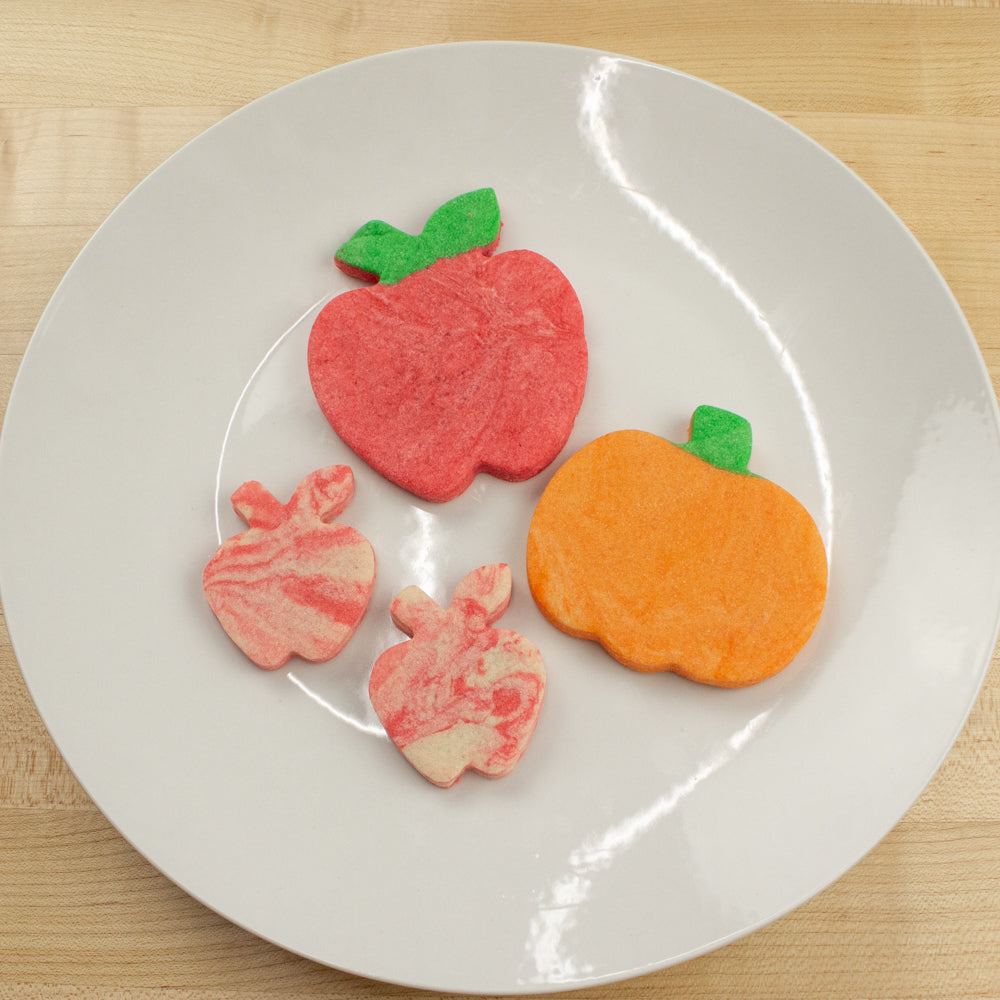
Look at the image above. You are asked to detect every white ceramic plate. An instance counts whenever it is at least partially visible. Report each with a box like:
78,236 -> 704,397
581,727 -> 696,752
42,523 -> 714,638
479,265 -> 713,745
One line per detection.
2,42 -> 1000,994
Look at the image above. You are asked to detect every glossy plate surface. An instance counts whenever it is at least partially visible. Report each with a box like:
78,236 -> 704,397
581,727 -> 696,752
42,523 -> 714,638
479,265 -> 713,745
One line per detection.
2,42 -> 1000,994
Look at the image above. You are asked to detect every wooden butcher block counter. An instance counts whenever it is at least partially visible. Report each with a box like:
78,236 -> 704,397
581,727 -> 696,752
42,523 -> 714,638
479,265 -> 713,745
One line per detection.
2,2 -> 999,997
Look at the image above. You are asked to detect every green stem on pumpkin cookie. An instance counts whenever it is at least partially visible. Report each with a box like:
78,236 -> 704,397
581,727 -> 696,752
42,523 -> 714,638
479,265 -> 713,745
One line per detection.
334,188 -> 502,285
678,405 -> 756,476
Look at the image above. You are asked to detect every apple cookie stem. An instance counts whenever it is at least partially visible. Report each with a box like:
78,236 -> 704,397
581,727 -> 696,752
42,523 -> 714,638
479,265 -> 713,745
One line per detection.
388,586 -> 444,638
389,564 -> 513,637
334,188 -> 502,285
678,405 -> 756,476
231,466 -> 355,528
451,563 -> 512,627
287,465 -> 355,521
230,481 -> 286,529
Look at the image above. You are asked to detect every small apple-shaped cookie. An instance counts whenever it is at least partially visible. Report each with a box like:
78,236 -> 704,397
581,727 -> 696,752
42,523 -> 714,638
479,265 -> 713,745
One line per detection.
526,406 -> 828,687
203,466 -> 375,669
369,564 -> 546,787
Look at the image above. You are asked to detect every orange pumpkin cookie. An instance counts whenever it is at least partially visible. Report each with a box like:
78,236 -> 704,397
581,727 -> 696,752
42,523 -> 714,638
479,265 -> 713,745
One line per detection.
525,406 -> 828,687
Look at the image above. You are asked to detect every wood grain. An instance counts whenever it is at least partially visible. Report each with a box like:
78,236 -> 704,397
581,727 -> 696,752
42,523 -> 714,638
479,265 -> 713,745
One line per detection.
2,1 -> 999,997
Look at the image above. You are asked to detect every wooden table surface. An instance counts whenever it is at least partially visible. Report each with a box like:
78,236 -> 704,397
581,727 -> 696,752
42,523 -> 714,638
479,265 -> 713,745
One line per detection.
2,2 -> 999,997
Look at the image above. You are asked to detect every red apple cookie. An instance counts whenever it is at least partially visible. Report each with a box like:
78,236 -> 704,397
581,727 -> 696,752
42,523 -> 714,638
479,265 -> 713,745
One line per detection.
307,188 -> 587,502
203,466 -> 375,669
369,563 -> 546,787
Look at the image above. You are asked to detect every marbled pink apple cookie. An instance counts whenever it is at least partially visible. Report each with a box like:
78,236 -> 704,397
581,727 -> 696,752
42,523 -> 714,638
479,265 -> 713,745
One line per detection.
369,563 -> 546,787
203,466 -> 375,669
